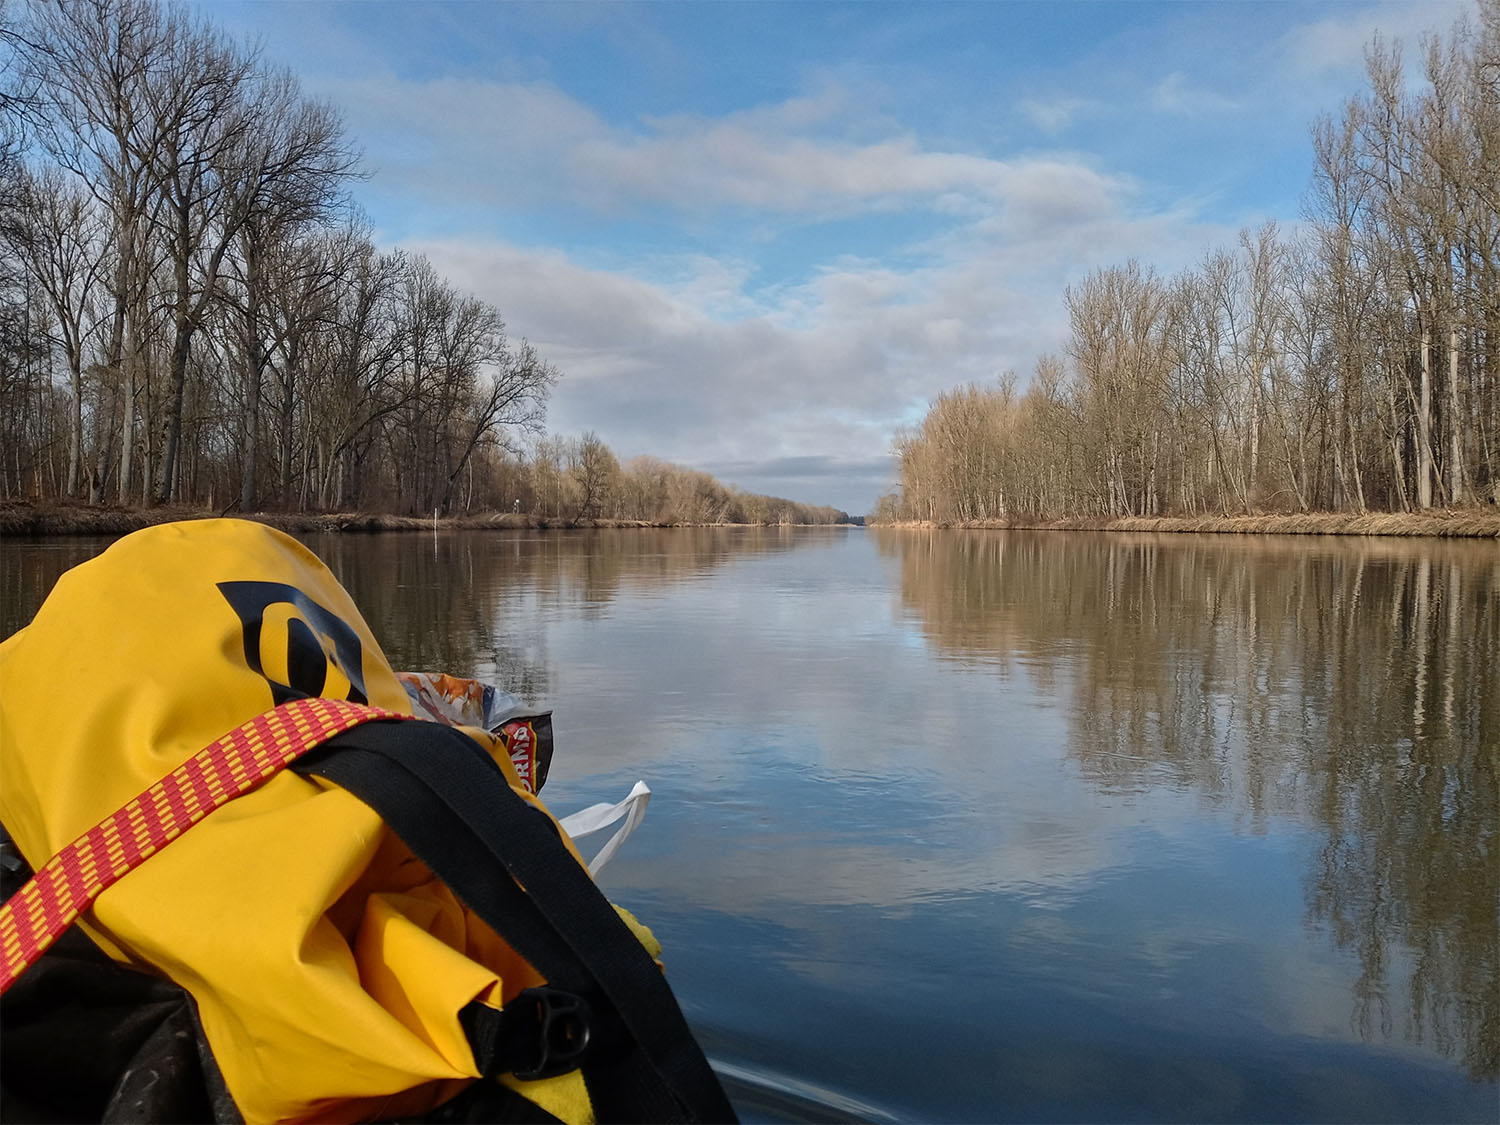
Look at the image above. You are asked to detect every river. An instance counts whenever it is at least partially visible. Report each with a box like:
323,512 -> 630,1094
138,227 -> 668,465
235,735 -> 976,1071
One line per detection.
4,526 -> 1496,1121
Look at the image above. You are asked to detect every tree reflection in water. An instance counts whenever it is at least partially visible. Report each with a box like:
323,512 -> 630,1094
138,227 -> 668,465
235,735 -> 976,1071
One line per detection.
311,527 -> 806,703
2,524 -> 806,703
875,529 -> 1497,1081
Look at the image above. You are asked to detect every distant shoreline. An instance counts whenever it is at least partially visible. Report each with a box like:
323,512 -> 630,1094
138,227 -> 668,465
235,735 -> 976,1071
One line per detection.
868,510 -> 1499,538
5,501 -> 1494,539
0,500 -> 863,537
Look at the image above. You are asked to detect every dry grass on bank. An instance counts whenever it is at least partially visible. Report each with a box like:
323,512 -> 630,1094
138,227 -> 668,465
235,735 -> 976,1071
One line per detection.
8,500 -> 1485,539
0,500 -> 667,537
874,509 -> 1500,538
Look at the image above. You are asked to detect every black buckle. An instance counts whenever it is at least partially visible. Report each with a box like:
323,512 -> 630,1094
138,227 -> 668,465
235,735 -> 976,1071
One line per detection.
511,986 -> 593,1080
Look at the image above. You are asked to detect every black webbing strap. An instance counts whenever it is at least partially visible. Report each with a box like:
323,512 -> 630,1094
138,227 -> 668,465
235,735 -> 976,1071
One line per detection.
294,719 -> 736,1125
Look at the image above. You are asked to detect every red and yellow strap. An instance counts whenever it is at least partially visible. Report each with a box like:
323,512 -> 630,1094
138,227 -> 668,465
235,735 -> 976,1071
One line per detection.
0,696 -> 400,994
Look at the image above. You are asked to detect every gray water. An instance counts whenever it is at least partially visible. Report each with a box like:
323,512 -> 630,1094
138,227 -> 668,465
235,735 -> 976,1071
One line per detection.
4,527 -> 1497,1122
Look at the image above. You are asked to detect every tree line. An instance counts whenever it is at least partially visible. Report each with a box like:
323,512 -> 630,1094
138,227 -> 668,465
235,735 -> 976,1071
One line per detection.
478,431 -> 851,525
0,0 -> 853,525
879,3 -> 1498,523
0,0 -> 562,514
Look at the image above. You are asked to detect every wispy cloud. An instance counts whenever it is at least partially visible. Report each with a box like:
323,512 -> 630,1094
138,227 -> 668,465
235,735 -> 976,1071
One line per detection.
1151,72 -> 1238,117
339,75 -> 1135,228
1018,95 -> 1093,135
1279,0 -> 1474,78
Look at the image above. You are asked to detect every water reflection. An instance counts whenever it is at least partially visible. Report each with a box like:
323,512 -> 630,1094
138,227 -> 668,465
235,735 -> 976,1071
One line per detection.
0,525 -> 809,697
307,527 -> 811,702
877,529 -> 1498,1081
0,538 -> 113,641
5,525 -> 1495,1117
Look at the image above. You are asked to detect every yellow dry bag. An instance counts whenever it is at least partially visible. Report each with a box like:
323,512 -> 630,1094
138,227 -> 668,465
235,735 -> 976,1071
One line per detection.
0,519 -> 732,1124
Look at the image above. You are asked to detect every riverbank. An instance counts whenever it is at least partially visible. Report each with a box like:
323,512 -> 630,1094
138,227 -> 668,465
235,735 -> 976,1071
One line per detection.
0,500 -> 858,536
5,502 -> 1491,538
870,509 -> 1500,538
0,501 -> 660,536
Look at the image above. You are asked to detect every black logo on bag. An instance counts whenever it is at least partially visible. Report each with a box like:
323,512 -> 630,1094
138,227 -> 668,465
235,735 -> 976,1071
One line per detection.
218,581 -> 369,705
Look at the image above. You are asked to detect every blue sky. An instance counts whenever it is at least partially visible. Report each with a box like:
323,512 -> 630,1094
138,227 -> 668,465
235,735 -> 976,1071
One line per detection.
199,0 -> 1472,514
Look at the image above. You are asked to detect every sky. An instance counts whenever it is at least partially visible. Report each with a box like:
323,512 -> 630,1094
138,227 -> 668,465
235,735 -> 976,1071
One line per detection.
197,0 -> 1474,515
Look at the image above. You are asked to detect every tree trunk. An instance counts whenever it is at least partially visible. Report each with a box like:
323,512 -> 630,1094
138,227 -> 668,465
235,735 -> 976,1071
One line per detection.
1348,420 -> 1366,512
66,341 -> 83,497
1417,319 -> 1434,509
158,201 -> 194,505
278,335 -> 300,509
158,315 -> 193,504
112,270 -> 134,504
240,234 -> 264,511
1448,324 -> 1462,504
1249,367 -> 1260,502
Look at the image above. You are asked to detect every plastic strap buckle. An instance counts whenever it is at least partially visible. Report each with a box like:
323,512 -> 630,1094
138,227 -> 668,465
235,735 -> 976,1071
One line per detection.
509,986 -> 594,1080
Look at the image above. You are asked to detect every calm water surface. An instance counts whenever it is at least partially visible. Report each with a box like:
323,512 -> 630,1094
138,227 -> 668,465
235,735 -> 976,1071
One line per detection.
4,527 -> 1497,1122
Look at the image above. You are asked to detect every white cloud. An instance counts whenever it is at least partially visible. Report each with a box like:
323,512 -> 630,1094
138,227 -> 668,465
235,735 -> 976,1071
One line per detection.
1152,72 -> 1238,117
331,70 -> 1250,512
640,80 -> 851,136
413,235 -> 983,506
1019,95 -> 1092,135
339,73 -> 1139,225
410,178 -> 1231,514
1280,0 -> 1475,78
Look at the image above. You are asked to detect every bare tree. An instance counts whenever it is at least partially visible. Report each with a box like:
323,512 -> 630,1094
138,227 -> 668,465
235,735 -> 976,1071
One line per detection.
21,0 -> 173,502
3,164 -> 109,495
569,430 -> 619,521
441,337 -> 556,513
225,68 -> 357,509
148,7 -> 258,502
3,0 -> 573,516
